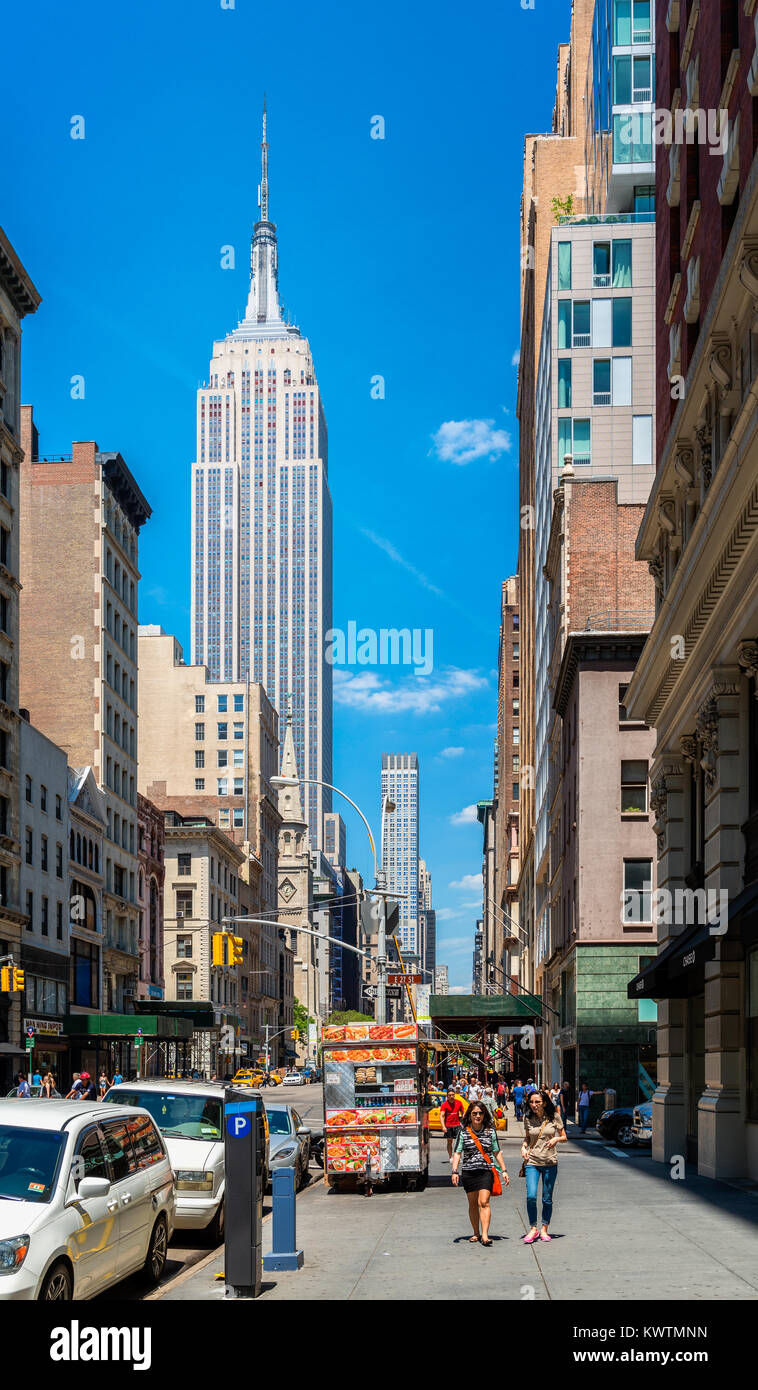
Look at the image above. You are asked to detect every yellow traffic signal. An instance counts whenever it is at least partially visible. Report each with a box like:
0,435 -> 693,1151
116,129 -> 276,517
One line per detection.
0,966 -> 10,992
11,968 -> 24,992
290,1028 -> 299,1041
230,935 -> 244,966
212,932 -> 225,966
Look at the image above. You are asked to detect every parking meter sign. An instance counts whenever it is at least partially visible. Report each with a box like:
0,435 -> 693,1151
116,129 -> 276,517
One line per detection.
227,1113 -> 251,1138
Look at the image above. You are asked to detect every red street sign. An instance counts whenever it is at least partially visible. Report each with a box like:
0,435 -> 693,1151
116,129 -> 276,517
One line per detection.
388,974 -> 422,985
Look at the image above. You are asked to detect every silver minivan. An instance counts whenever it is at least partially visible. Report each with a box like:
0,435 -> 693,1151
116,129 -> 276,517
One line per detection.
104,1079 -> 267,1242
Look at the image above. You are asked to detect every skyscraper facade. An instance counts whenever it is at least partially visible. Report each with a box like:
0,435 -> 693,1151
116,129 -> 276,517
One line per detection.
381,754 -> 419,957
191,107 -> 332,847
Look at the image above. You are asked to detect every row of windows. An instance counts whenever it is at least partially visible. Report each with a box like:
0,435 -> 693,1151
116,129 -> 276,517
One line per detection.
24,828 -> 64,877
24,778 -> 63,819
194,693 -> 244,713
556,414 -> 652,467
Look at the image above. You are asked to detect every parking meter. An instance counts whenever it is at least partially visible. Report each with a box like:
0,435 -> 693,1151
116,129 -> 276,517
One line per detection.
224,1086 -> 264,1298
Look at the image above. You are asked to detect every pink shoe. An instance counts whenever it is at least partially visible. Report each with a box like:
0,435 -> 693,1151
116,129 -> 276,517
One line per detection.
523,1231 -> 539,1244
539,1231 -> 552,1242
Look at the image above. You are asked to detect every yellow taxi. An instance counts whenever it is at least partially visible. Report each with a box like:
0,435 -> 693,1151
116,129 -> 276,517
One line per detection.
427,1089 -> 507,1132
232,1068 -> 264,1087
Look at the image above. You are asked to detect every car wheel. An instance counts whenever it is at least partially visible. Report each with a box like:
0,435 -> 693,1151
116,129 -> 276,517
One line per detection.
615,1122 -> 636,1148
39,1261 -> 73,1301
142,1216 -> 168,1285
208,1198 -> 225,1245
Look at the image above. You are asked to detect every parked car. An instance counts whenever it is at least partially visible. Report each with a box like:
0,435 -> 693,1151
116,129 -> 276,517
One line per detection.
5,1087 -> 62,1099
282,1070 -> 304,1086
0,1097 -> 174,1300
265,1103 -> 311,1191
104,1078 -> 268,1243
595,1106 -> 637,1147
632,1101 -> 653,1144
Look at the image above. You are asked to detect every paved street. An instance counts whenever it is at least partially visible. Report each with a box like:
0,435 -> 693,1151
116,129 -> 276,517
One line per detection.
155,1116 -> 758,1302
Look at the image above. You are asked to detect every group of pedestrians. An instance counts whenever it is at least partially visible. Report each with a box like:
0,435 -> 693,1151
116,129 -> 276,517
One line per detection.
441,1070 -> 600,1245
13,1066 -> 123,1099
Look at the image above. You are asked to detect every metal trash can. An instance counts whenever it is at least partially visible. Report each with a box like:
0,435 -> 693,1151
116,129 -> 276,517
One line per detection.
604,1088 -> 617,1111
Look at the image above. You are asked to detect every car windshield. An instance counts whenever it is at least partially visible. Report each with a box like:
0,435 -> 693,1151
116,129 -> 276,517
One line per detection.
104,1089 -> 222,1140
0,1124 -> 66,1202
266,1109 -> 292,1136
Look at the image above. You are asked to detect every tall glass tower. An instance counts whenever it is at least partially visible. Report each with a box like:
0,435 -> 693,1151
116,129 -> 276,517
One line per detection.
191,105 -> 333,845
381,754 -> 419,957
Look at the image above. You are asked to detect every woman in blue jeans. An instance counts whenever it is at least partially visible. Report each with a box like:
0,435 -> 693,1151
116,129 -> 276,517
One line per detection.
521,1090 -> 567,1244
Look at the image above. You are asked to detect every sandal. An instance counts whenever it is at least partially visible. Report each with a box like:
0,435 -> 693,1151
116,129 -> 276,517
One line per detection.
481,1238 -> 493,1247
468,1235 -> 480,1243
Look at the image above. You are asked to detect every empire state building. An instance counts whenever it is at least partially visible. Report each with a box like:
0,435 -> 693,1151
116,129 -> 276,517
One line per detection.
191,106 -> 333,846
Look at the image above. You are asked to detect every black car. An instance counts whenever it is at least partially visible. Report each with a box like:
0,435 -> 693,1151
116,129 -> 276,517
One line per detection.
595,1106 -> 636,1147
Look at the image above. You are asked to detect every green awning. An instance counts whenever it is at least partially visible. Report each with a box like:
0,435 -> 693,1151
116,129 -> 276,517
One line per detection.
63,1013 -> 194,1040
429,993 -> 543,1033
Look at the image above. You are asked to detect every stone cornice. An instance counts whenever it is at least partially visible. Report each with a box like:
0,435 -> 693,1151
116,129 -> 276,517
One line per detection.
553,631 -> 649,719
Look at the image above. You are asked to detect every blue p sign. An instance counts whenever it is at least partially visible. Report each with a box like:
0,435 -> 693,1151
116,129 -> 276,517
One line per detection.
227,1114 -> 251,1138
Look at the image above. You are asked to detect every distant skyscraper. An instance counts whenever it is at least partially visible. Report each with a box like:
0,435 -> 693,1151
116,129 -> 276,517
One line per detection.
381,754 -> 419,956
191,104 -> 332,846
418,858 -> 436,981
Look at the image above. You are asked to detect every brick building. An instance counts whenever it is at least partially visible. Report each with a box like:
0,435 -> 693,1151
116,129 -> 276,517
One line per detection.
18,406 -> 151,1022
493,576 -> 521,991
0,228 -> 39,1090
543,469 -> 657,1105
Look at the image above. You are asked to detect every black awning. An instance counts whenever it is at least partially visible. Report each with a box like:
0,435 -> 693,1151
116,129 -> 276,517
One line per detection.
726,880 -> 758,948
627,919 -> 718,1000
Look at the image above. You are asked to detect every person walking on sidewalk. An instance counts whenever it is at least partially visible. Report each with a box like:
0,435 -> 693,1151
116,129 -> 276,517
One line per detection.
496,1078 -> 507,1110
451,1101 -> 510,1247
558,1080 -> 572,1126
521,1089 -> 567,1244
440,1086 -> 466,1161
577,1081 -> 598,1133
512,1078 -> 525,1121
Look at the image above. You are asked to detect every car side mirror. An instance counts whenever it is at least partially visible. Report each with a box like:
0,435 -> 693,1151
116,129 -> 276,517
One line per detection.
296,1126 -> 311,1137
75,1176 -> 111,1201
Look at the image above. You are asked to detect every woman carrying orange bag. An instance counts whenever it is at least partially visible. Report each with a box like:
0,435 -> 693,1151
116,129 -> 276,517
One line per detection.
451,1101 -> 510,1246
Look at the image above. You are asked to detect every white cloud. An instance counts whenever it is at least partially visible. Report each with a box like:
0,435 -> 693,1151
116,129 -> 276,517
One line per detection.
511,349 -> 520,367
449,984 -> 471,995
431,418 -> 512,466
359,527 -> 445,598
434,907 -> 464,922
449,872 -> 483,892
449,804 -> 478,826
439,746 -> 465,760
333,667 -> 486,715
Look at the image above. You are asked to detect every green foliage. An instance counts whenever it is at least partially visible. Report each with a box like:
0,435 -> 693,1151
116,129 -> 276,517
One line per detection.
326,1009 -> 373,1024
551,193 -> 574,222
293,998 -> 314,1033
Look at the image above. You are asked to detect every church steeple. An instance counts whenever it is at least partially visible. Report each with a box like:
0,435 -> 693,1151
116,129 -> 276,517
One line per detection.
278,697 -> 307,831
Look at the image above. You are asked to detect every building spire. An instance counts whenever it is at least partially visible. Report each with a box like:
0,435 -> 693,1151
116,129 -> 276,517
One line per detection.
259,95 -> 269,223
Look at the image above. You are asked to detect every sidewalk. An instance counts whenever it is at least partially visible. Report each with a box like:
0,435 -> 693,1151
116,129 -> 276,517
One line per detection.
158,1126 -> 758,1301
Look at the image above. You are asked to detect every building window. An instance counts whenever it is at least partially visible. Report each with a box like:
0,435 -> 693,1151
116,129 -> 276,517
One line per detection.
217,723 -> 228,740
593,358 -> 611,406
25,827 -> 33,864
177,853 -> 191,876
56,901 -> 63,940
195,722 -> 205,741
195,778 -> 205,791
195,695 -> 205,713
613,0 -> 651,46
623,859 -> 652,922
557,241 -> 571,290
621,760 -> 648,813
176,972 -> 193,1001
513,728 -> 520,746
176,889 -> 193,919
55,794 -> 62,820
41,897 -> 49,936
56,843 -> 63,878
593,242 -> 612,288
41,835 -> 48,871
217,779 -> 228,796
512,755 -> 520,772
632,415 -> 652,465
233,778 -> 243,795
176,934 -> 193,958
572,300 -> 591,347
218,809 -> 231,829
233,694 -> 244,712
40,785 -> 47,812
217,694 -> 228,712
217,750 -> 228,768
233,722 -> 244,740
195,749 -> 205,768
26,890 -> 33,928
25,775 -> 32,804
558,358 -> 572,409
619,684 -> 630,721
233,809 -> 244,829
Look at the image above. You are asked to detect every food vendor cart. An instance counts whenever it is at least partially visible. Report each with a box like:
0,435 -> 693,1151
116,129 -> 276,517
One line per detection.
322,1022 -> 430,1191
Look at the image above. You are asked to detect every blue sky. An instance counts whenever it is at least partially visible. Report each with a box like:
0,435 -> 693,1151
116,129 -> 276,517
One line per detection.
6,0 -> 568,988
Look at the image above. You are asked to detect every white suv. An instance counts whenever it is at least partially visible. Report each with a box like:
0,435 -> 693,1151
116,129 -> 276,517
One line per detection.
0,1099 -> 175,1300
104,1079 -> 260,1242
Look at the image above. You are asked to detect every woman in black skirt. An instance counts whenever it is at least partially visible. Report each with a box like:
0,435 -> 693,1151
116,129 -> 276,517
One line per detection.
451,1101 -> 510,1246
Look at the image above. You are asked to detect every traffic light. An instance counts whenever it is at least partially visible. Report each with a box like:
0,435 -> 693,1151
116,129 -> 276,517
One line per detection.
0,966 -> 10,992
229,935 -> 244,966
11,968 -> 24,992
212,932 -> 226,966
290,1028 -> 299,1041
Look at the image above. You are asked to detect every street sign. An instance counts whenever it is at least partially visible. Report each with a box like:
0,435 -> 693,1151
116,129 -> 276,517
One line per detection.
363,985 -> 378,998
388,974 -> 422,985
26,1026 -> 34,1038
25,1038 -> 34,1051
365,984 -> 402,998
385,987 -> 402,999
227,1113 -> 252,1138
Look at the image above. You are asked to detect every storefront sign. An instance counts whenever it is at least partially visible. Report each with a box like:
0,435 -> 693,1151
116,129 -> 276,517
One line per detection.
24,1018 -> 63,1037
